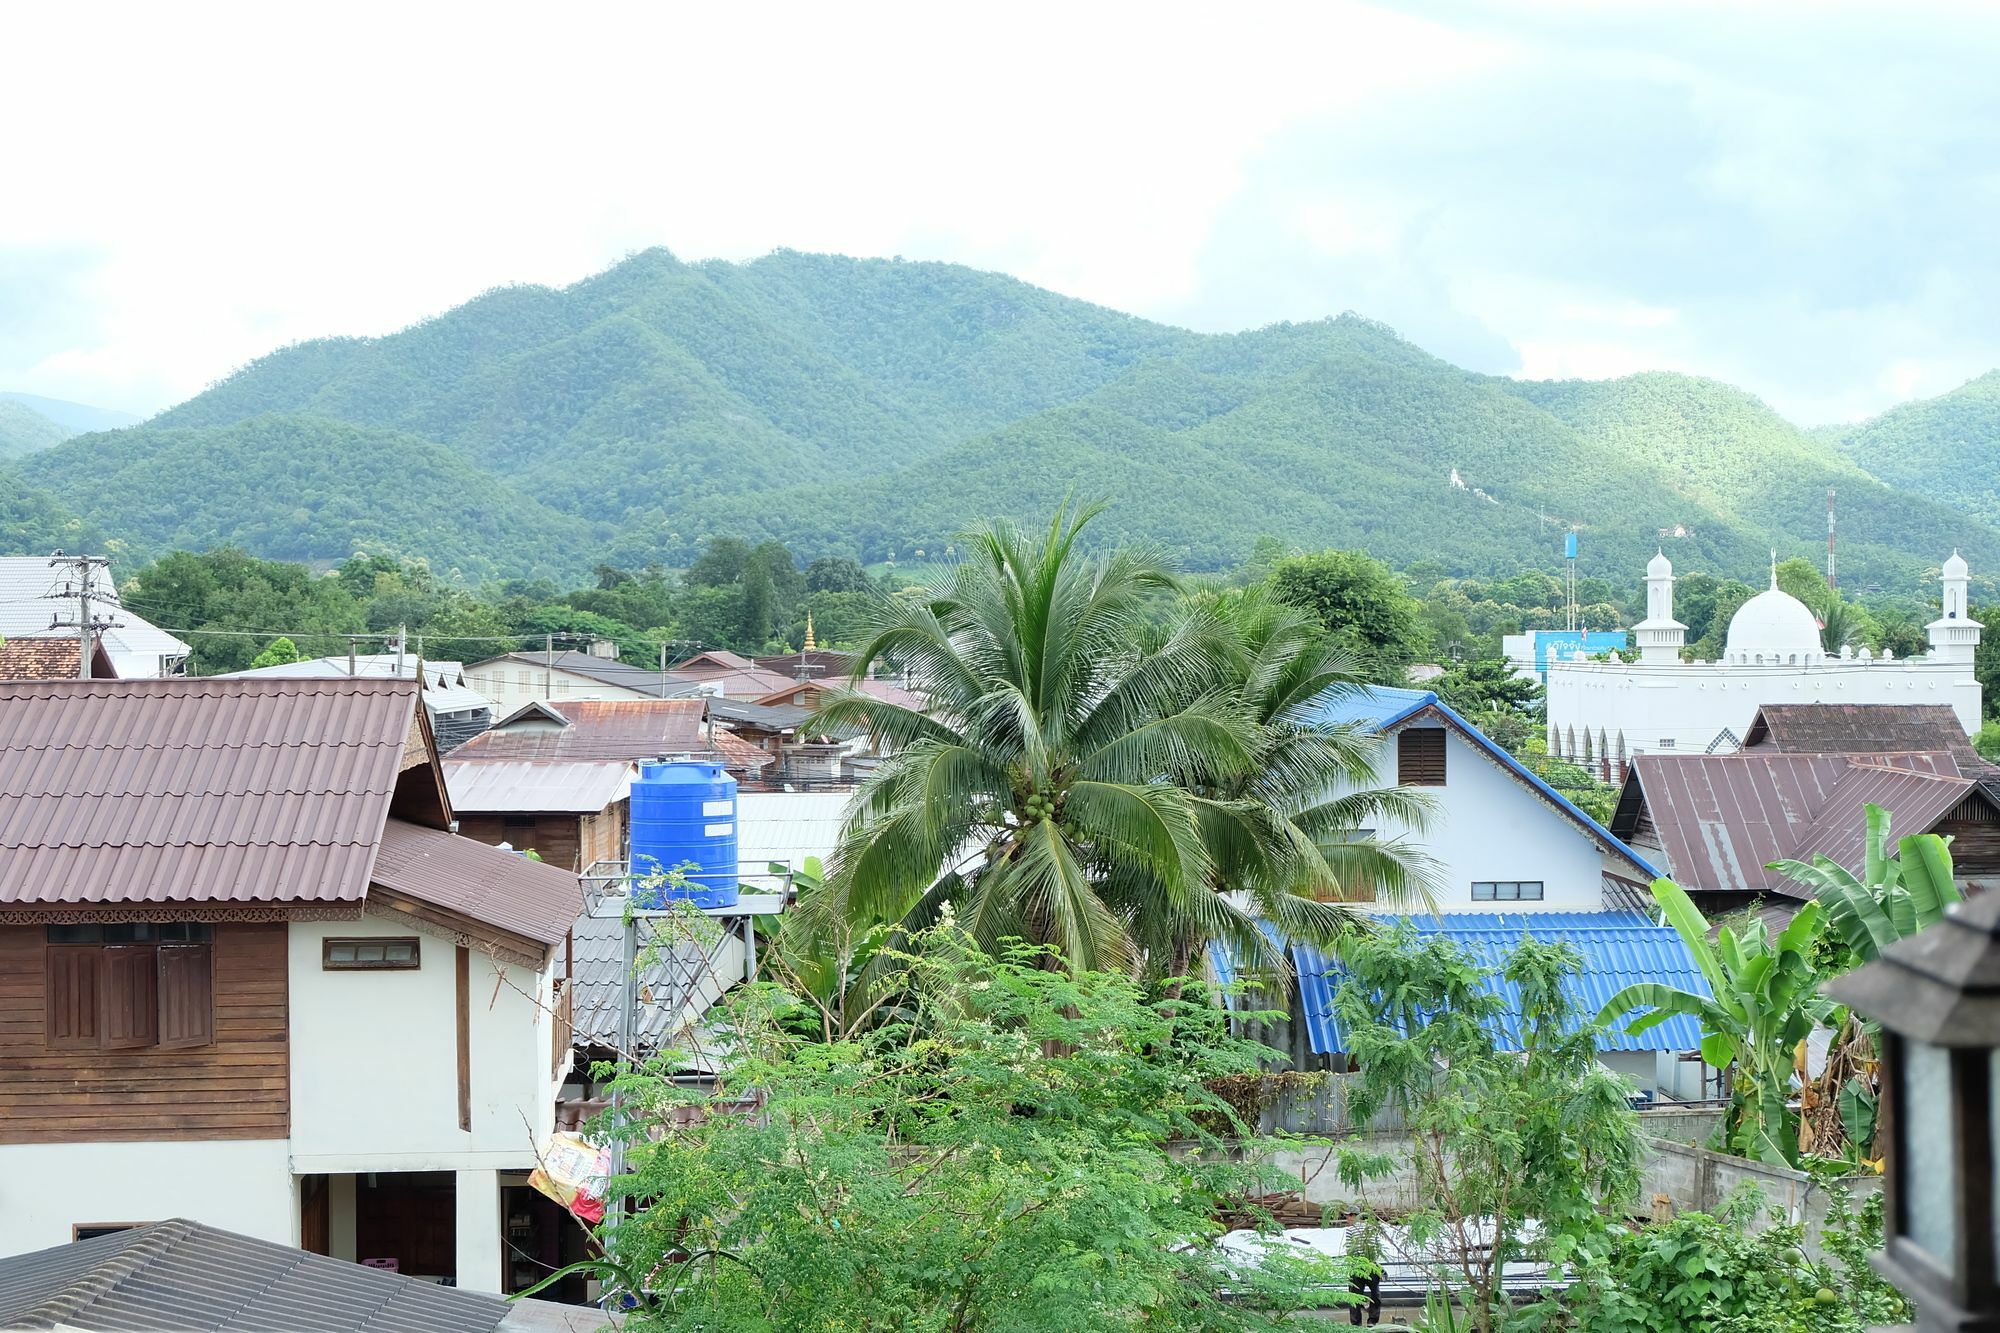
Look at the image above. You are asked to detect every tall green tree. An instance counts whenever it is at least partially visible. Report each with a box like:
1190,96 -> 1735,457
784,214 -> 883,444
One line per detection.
1268,549 -> 1427,682
806,507 -> 1423,976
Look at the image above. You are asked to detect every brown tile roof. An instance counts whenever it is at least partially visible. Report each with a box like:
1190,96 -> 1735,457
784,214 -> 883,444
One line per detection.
0,636 -> 114,680
1615,750 -> 1988,898
0,678 -> 583,953
371,818 -> 582,947
0,677 -> 418,907
453,698 -> 752,765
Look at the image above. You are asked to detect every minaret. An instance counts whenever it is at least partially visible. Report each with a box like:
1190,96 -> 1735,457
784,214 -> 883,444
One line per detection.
1633,549 -> 1687,666
1927,551 -> 1983,663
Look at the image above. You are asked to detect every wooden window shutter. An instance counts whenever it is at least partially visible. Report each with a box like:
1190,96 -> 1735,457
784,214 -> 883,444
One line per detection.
157,943 -> 214,1048
46,945 -> 101,1049
100,944 -> 159,1049
1397,729 -> 1447,786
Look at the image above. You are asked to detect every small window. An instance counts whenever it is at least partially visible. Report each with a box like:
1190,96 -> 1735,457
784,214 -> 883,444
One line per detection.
1397,729 -> 1447,786
1657,738 -> 1676,750
323,937 -> 422,971
45,924 -> 213,1052
1471,881 -> 1545,902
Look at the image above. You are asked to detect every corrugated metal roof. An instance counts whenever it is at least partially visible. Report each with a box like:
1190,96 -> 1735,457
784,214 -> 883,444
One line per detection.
1290,912 -> 1709,1055
1296,685 -> 1658,882
0,678 -> 416,905
0,1217 -> 513,1331
371,818 -> 583,947
222,656 -> 492,717
705,698 -> 815,730
443,760 -> 633,814
738,790 -> 853,870
1624,751 -> 1984,897
466,650 -> 702,699
451,699 -> 711,763
1743,703 -> 1990,768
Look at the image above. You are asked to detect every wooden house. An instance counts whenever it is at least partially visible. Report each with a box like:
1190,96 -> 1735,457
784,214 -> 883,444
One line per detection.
0,677 -> 582,1293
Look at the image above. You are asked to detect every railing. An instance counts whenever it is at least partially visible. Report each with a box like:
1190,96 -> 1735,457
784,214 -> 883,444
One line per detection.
551,980 -> 574,1078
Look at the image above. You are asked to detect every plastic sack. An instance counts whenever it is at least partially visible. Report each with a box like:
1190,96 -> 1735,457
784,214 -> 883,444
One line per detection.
528,1131 -> 611,1224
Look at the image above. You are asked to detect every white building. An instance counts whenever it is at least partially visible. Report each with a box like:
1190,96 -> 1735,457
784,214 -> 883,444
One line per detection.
1547,551 -> 1983,778
0,677 -> 581,1293
0,555 -> 189,678
1259,686 -> 1705,1099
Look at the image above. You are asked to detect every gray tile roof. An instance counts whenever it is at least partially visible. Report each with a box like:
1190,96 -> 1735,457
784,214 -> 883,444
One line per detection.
0,1218 -> 513,1331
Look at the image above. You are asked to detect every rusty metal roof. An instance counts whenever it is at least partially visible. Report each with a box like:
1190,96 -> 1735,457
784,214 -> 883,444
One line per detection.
1743,703 -> 1991,769
371,818 -> 583,947
0,677 -> 417,906
1621,750 -> 1985,897
450,698 -> 711,763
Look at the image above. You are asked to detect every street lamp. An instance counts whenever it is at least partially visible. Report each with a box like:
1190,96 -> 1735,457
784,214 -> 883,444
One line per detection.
1827,893 -> 2000,1332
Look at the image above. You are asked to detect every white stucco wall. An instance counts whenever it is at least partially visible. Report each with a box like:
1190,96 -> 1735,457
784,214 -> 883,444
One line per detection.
288,918 -> 558,1173
1547,656 -> 1983,775
1356,722 -> 1612,913
0,1139 -> 296,1258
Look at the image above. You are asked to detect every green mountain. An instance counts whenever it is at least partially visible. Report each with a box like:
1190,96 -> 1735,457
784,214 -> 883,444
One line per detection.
0,399 -> 73,461
1503,373 -> 1981,589
1827,371 -> 2000,529
5,248 -> 1995,586
24,414 -> 598,581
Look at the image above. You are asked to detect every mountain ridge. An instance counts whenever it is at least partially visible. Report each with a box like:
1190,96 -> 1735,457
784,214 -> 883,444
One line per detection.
5,248 -> 1996,587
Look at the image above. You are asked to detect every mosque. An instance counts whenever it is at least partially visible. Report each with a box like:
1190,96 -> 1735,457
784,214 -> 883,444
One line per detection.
1544,550 -> 1983,779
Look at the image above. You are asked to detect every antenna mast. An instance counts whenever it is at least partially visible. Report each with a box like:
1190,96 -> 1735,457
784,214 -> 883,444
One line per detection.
1826,487 -> 1837,591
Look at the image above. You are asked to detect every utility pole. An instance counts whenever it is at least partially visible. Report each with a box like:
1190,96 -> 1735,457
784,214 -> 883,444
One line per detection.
395,625 -> 407,679
45,552 -> 120,679
545,633 -> 554,699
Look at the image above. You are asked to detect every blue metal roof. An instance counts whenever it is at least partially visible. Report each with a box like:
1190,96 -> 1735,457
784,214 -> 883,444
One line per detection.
1291,911 -> 1710,1054
1296,685 -> 1658,881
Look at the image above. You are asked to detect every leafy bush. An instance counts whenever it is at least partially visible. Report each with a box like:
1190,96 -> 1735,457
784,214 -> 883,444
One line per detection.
584,928 -> 1356,1330
1559,1187 -> 1906,1333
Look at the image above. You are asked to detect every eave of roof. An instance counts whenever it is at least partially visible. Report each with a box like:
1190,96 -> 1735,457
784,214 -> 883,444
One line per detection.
1300,685 -> 1658,881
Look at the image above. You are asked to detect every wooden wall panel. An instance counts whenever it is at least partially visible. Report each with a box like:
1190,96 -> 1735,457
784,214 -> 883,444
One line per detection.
0,923 -> 289,1143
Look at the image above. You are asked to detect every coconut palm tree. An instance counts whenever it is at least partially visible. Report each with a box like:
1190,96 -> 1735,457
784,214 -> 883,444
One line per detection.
800,505 -> 1434,977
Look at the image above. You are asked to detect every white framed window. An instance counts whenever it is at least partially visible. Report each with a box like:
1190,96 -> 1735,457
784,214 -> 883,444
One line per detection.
1471,881 -> 1545,902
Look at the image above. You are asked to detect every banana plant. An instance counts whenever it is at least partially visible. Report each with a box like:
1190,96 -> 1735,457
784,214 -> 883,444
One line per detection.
1597,878 -> 1834,1166
1769,802 -> 1960,964
1769,804 -> 1959,1163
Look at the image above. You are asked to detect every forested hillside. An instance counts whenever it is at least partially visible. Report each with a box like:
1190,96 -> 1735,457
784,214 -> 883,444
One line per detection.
0,400 -> 71,461
23,415 -> 600,580
1506,373 -> 1993,591
1829,371 -> 2000,529
3,247 -> 1995,585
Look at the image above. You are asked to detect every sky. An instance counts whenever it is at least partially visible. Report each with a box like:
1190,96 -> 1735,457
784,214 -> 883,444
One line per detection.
4,0 -> 1997,424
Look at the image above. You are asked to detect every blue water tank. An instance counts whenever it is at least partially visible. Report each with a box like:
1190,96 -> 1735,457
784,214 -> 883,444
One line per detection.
628,761 -> 739,910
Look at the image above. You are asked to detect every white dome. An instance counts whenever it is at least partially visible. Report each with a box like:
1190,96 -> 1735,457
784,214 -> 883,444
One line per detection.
1647,549 -> 1673,578
1944,550 -> 1970,578
1726,586 -> 1823,662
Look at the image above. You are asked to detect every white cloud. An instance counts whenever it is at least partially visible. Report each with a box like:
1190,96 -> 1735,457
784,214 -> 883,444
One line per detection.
1,0 -> 1996,425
